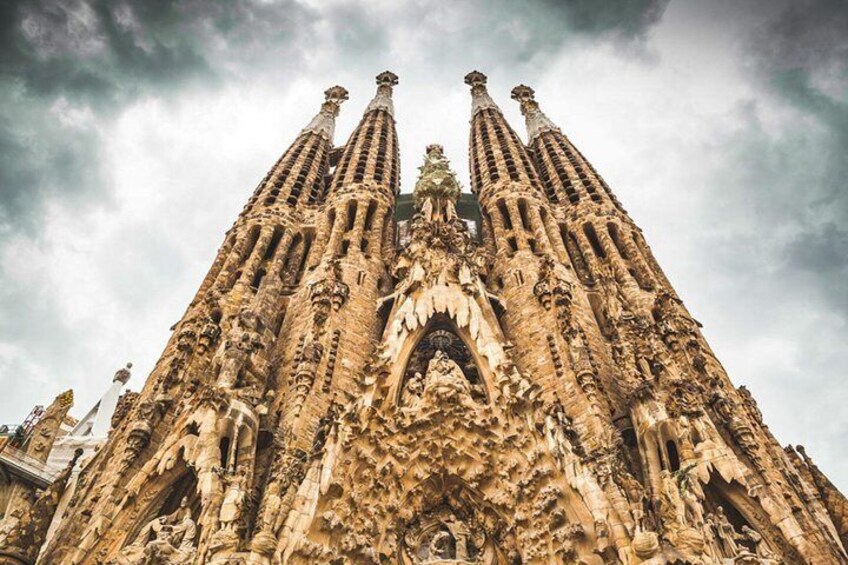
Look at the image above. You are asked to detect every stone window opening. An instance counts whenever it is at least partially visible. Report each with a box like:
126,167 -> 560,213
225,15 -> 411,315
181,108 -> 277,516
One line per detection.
219,436 -> 232,469
263,227 -> 283,261
666,440 -> 681,472
517,199 -> 531,231
250,268 -> 267,291
363,200 -> 377,231
281,232 -> 312,285
496,199 -> 512,230
273,308 -> 286,337
563,226 -> 594,285
607,223 -> 630,260
345,201 -> 358,232
583,223 -> 606,259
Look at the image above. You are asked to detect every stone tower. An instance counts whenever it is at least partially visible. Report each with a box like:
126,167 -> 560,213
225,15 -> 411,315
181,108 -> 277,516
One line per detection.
24,72 -> 848,565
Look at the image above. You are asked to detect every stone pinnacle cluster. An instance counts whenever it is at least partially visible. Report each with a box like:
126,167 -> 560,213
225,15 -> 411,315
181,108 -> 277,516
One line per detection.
2,71 -> 846,565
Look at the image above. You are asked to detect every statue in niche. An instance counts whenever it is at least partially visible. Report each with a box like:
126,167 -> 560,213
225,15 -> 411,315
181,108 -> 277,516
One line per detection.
544,401 -> 585,469
707,506 -> 741,558
114,497 -> 197,564
659,470 -> 687,528
428,528 -> 457,561
421,351 -> 475,409
219,466 -> 249,532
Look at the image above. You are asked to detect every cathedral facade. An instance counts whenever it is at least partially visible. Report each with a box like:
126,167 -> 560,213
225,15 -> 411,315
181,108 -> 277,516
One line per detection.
2,71 -> 847,564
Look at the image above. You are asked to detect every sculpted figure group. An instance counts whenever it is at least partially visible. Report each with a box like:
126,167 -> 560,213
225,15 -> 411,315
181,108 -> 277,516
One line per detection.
113,497 -> 197,565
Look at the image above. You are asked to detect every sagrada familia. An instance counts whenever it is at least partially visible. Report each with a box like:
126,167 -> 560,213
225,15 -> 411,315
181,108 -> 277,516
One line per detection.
0,71 -> 846,565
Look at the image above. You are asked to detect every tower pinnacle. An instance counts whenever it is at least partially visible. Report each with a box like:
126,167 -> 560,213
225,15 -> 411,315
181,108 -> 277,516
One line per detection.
365,71 -> 398,117
413,144 -> 461,221
464,70 -> 500,115
300,85 -> 349,140
511,84 -> 561,140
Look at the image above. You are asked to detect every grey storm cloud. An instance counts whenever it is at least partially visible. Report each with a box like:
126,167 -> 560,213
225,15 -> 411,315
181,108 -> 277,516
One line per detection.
0,0 -> 846,490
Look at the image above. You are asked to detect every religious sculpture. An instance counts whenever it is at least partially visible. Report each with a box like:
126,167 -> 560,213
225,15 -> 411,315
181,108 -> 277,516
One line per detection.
113,497 -> 197,565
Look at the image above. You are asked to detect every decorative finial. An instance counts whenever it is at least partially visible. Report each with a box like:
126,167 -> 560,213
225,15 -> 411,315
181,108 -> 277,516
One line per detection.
301,85 -> 348,140
413,144 -> 461,220
324,85 -> 350,105
366,71 -> 398,116
510,84 -> 535,103
56,389 -> 74,408
464,71 -> 499,115
464,70 -> 488,88
511,84 -> 560,140
376,71 -> 399,87
113,362 -> 132,384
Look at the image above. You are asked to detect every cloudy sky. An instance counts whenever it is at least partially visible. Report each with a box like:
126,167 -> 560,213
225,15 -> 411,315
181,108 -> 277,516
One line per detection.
1,0 -> 846,488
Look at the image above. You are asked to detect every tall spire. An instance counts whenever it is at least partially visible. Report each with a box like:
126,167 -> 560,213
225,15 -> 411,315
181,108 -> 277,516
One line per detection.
245,84 -> 348,209
365,71 -> 398,117
330,71 -> 400,195
510,85 -> 560,140
465,71 -> 543,196
511,82 -> 624,210
300,85 -> 349,140
464,70 -> 500,116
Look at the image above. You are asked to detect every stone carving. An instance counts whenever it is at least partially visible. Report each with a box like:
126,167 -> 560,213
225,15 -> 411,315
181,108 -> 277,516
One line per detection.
214,310 -> 266,390
419,351 -> 476,409
0,449 -> 82,563
708,506 -> 741,558
308,258 -> 349,327
402,507 -> 487,564
112,497 -> 197,565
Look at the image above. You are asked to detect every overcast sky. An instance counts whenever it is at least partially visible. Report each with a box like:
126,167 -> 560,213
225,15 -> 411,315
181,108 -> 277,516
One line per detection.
0,0 -> 846,489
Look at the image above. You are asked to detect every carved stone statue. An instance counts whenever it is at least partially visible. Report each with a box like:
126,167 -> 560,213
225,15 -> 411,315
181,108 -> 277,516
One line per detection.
421,351 -> 475,409
708,506 -> 740,558
615,469 -> 646,531
402,371 -> 426,413
214,310 -> 265,389
741,525 -> 777,561
114,497 -> 197,565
